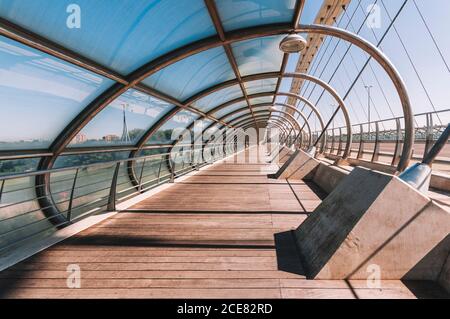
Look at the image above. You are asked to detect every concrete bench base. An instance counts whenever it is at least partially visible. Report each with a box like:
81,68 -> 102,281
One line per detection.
269,149 -> 320,180
293,167 -> 450,293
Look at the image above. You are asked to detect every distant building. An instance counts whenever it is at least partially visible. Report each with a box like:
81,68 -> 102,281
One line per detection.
73,133 -> 87,144
102,134 -> 120,142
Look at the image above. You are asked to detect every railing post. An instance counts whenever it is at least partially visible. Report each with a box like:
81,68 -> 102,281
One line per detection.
138,158 -> 146,192
422,123 -> 450,166
391,118 -> 402,166
0,179 -> 4,204
169,153 -> 176,183
107,162 -> 121,211
66,168 -> 79,222
423,113 -> 434,161
324,131 -> 329,153
0,178 -> 6,205
337,128 -> 343,156
157,156 -> 163,184
193,149 -> 200,170
357,124 -> 365,159
331,129 -> 335,154
372,122 -> 380,162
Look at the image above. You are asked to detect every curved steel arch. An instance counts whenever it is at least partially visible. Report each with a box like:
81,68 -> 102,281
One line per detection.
238,118 -> 291,137
261,122 -> 288,137
273,94 -> 326,151
199,90 -> 275,117
179,73 -> 351,156
228,113 -> 271,127
281,73 -> 351,158
168,103 -> 273,155
272,102 -> 321,150
232,114 -> 297,138
240,120 -> 291,145
251,120 -> 297,146
270,108 -> 312,147
242,121 -> 287,140
35,23 -> 413,225
129,21 -> 415,170
194,90 -> 324,131
238,115 -> 306,146
192,91 -> 326,151
43,22 -> 413,168
242,120 -> 288,136
42,25 -> 295,163
225,114 -> 302,148
176,111 -> 278,160
134,91 -> 275,153
219,105 -> 271,123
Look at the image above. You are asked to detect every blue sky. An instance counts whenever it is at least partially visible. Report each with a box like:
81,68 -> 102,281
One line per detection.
281,0 -> 450,131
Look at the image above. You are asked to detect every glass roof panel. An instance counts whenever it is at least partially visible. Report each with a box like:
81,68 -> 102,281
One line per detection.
249,96 -> 273,105
192,118 -> 214,135
142,47 -> 235,101
192,85 -> 243,112
244,78 -> 278,95
231,35 -> 285,76
213,100 -> 248,118
202,119 -> 214,128
227,106 -> 271,123
232,117 -> 256,126
146,109 -> 199,144
68,89 -> 173,147
0,36 -> 113,150
0,0 -> 216,74
252,105 -> 271,112
223,110 -> 251,123
215,0 -> 296,32
204,121 -> 222,134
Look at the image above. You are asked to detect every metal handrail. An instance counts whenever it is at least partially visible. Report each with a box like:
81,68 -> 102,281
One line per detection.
0,142 -> 235,254
315,108 -> 450,132
313,109 -> 450,166
0,151 -> 172,181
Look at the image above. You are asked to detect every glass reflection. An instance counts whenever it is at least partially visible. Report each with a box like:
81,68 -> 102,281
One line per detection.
249,96 -> 274,105
213,100 -> 248,118
0,0 -> 216,74
143,47 -> 235,101
216,0 -> 296,32
0,36 -> 112,150
69,89 -> 172,147
232,35 -> 285,76
192,85 -> 243,112
244,78 -> 277,95
146,110 -> 200,144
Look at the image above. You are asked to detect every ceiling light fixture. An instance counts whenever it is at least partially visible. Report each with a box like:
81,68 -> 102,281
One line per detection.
279,33 -> 308,53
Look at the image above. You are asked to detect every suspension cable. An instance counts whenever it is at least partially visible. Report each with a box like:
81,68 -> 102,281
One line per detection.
310,0 -> 409,145
346,5 -> 396,119
305,2 -> 365,103
299,0 -> 350,105
380,0 -> 442,125
412,0 -> 450,73
312,1 -> 379,106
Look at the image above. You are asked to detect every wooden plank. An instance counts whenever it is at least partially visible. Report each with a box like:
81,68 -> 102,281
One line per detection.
28,249 -> 278,257
11,262 -> 279,271
23,256 -> 277,264
6,147 -> 435,299
0,270 -> 303,279
1,288 -> 282,299
0,278 -> 281,289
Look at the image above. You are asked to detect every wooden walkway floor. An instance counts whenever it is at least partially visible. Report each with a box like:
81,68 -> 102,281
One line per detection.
0,147 -> 446,298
